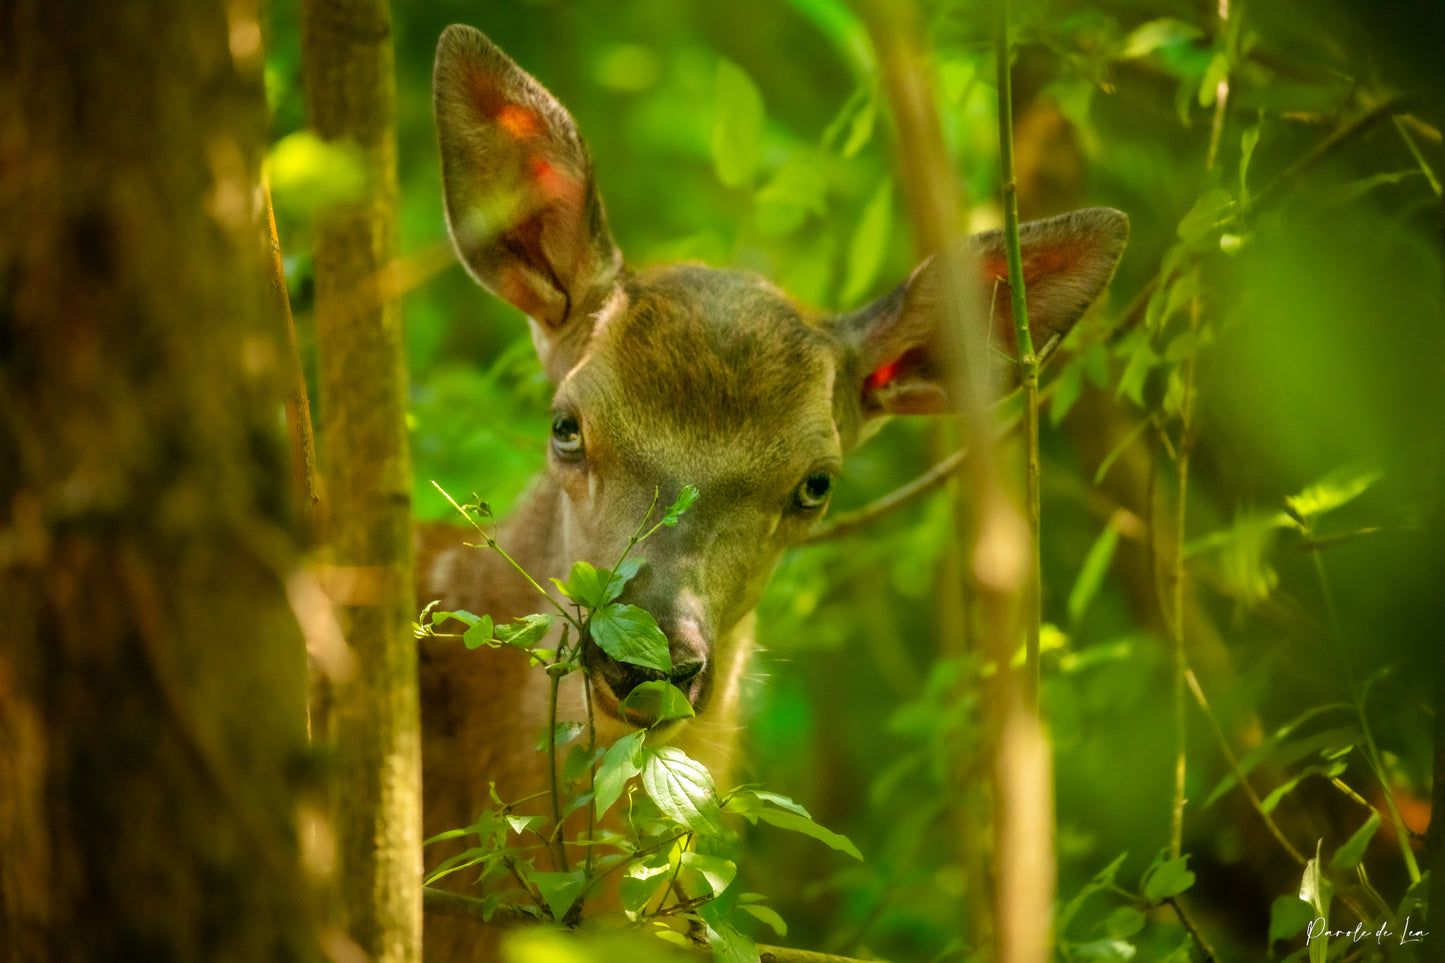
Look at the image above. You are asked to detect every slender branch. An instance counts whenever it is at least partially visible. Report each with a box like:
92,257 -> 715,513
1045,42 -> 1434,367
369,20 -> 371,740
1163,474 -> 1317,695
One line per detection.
432,481 -> 582,630
547,625 -> 571,873
995,0 -> 1042,711
1164,897 -> 1219,963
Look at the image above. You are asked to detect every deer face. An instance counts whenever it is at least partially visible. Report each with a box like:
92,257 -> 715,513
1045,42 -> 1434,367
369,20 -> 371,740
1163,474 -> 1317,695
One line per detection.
433,24 -> 1128,732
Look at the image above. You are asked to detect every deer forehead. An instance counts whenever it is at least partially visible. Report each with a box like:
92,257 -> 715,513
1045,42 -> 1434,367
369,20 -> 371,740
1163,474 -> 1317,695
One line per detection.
557,264 -> 846,488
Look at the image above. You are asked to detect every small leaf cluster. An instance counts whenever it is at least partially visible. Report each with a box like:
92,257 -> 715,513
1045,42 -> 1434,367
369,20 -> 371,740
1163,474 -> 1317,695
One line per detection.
416,484 -> 860,960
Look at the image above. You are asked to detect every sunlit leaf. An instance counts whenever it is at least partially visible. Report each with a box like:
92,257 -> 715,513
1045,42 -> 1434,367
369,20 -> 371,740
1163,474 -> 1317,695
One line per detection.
641,746 -> 724,835
462,614 -> 495,649
589,604 -> 671,672
1071,939 -> 1137,961
747,807 -> 862,860
664,485 -> 700,526
681,851 -> 737,897
595,730 -> 646,817
1122,18 -> 1204,58
1286,467 -> 1383,524
619,680 -> 696,724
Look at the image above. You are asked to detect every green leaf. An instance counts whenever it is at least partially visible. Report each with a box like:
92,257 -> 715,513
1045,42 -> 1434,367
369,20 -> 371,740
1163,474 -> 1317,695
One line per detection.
504,813 -> 545,836
558,561 -> 603,607
429,608 -> 481,628
712,60 -> 764,189
1177,188 -> 1235,243
1058,852 -> 1128,936
1268,892 -> 1315,943
589,604 -> 671,672
748,807 -> 862,860
530,869 -> 588,922
664,485 -> 700,526
1115,338 -> 1160,408
537,720 -> 586,753
1328,811 -> 1381,872
1262,760 -> 1348,814
841,179 -> 893,305
1122,18 -> 1204,58
1300,843 -> 1331,963
1286,467 -> 1383,524
1067,518 -> 1121,625
1197,51 -> 1229,108
1142,853 -> 1195,899
681,851 -> 737,897
641,745 -> 725,836
462,614 -> 495,649
1239,124 -> 1261,206
594,730 -> 646,817
493,613 -> 553,649
841,89 -> 875,158
1104,906 -> 1146,939
738,902 -> 788,937
620,861 -> 670,919
700,905 -> 759,963
1071,939 -> 1137,961
1049,361 -> 1084,426
619,680 -> 696,724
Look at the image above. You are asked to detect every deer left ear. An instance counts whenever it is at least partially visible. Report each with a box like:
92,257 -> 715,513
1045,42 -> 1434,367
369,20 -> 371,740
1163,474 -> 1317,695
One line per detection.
841,206 -> 1129,421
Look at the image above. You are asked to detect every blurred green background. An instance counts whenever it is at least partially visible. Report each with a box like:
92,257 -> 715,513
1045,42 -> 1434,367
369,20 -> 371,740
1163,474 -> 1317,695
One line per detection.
266,1 -> 1443,959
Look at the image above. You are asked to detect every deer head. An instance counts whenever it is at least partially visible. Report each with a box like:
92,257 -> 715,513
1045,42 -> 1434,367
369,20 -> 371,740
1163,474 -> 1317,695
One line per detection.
432,23 -> 1127,734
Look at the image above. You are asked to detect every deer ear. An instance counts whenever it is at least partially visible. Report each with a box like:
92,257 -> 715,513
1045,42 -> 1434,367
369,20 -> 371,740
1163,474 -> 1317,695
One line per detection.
434,25 -> 622,338
843,207 -> 1129,420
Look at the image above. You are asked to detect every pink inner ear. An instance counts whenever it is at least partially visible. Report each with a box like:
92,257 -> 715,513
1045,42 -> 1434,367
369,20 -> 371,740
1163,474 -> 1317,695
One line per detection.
866,357 -> 901,391
496,104 -> 540,139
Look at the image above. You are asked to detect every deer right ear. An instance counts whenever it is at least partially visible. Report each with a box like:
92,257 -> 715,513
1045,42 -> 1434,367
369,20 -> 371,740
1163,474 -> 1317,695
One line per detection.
434,25 -> 622,352
841,207 -> 1129,425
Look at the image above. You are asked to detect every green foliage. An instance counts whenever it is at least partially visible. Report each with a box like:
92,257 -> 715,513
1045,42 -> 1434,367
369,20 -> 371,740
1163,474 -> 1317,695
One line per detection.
268,0 -> 1442,958
416,486 -> 859,959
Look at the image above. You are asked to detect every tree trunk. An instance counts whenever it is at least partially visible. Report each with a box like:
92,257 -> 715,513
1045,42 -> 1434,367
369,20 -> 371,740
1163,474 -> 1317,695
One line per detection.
0,3 -> 323,960
301,1 -> 422,959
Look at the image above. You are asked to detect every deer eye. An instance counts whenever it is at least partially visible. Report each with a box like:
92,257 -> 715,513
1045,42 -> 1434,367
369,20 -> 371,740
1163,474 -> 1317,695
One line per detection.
551,413 -> 583,459
795,471 -> 833,511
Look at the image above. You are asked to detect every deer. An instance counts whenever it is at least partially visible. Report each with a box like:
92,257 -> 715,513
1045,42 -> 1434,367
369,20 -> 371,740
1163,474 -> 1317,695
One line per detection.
417,23 -> 1127,960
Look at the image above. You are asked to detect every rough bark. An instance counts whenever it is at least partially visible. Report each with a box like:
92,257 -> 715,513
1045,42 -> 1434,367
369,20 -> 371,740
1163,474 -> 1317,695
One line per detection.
301,0 -> 421,959
0,2 -> 322,960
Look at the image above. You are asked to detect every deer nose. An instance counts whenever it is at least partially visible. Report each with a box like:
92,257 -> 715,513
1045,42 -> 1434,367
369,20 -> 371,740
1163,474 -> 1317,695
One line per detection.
587,618 -> 713,724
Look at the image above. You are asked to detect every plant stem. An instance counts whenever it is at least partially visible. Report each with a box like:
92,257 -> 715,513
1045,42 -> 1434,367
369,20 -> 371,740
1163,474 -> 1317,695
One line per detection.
995,0 -> 1042,710
548,626 -> 571,873
432,481 -> 583,630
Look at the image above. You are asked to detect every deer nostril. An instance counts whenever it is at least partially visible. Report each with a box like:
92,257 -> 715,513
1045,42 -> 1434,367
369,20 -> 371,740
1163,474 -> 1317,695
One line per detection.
669,659 -> 705,686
